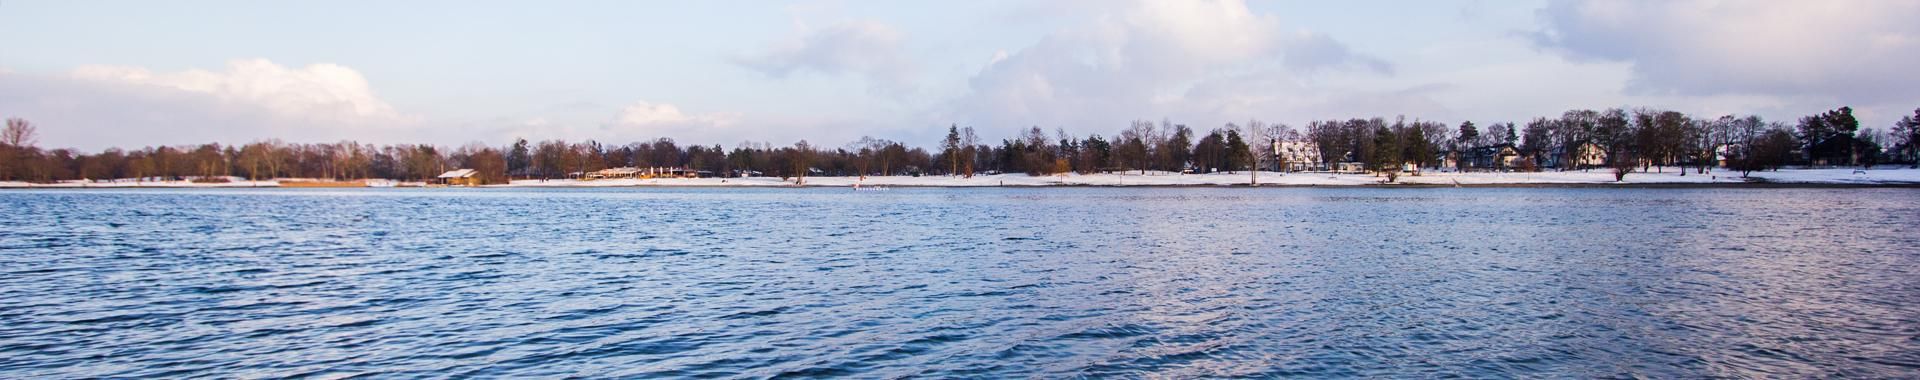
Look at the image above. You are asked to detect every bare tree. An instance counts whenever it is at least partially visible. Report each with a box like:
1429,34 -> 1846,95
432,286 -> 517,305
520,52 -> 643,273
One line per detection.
3,118 -> 36,147
849,136 -> 879,179
790,140 -> 815,184
1554,109 -> 1598,171
1262,122 -> 1295,173
1119,120 -> 1156,174
1894,108 -> 1919,167
1246,119 -> 1264,184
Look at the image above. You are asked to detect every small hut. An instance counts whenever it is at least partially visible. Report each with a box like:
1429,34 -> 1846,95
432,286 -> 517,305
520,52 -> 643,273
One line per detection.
435,169 -> 480,186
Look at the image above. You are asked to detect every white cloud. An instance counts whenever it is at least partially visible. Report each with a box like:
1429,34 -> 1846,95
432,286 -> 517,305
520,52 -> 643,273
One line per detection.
598,100 -> 741,144
732,20 -> 918,96
615,101 -> 731,126
1284,32 -> 1393,75
464,100 -> 748,147
1532,0 -> 1920,102
70,59 -> 412,124
941,0 -> 1398,133
0,59 -> 420,150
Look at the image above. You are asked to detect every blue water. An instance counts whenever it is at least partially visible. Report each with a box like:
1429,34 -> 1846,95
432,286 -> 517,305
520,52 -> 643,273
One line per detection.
2,187 -> 1917,378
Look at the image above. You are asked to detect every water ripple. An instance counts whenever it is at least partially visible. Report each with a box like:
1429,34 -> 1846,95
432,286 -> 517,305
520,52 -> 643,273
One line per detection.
0,187 -> 1917,377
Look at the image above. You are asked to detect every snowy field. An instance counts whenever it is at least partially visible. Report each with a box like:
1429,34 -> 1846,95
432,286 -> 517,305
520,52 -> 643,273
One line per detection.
4,168 -> 1918,188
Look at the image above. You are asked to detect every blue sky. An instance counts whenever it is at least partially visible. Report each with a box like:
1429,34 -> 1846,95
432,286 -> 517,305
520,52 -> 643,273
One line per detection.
3,0 -> 1917,151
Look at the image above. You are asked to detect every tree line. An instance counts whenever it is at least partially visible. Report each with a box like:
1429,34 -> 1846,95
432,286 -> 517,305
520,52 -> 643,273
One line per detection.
2,105 -> 1917,184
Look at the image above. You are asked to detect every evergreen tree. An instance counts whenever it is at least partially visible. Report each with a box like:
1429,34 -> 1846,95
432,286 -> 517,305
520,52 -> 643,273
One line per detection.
1401,125 -> 1432,173
1166,125 -> 1194,172
1456,121 -> 1479,147
1193,130 -> 1226,173
1225,128 -> 1251,172
1369,125 -> 1402,181
506,138 -> 531,177
942,125 -> 962,175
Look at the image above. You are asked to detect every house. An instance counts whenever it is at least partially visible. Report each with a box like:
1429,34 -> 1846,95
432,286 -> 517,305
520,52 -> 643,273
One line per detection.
1714,143 -> 1747,168
435,169 -> 480,186
1541,143 -> 1607,169
587,167 -> 641,179
586,167 -> 700,179
1271,140 -> 1323,172
1463,144 -> 1521,171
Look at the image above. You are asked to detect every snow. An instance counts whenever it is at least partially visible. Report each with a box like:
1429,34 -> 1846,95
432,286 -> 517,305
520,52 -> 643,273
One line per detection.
0,177 -> 280,188
5,168 -> 1918,189
495,168 -> 1920,188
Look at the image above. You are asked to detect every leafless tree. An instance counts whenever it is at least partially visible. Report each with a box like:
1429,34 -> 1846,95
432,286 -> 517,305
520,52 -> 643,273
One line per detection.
3,118 -> 36,147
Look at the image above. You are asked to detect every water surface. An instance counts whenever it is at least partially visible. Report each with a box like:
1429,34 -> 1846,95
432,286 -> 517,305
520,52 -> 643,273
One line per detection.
2,187 -> 1917,378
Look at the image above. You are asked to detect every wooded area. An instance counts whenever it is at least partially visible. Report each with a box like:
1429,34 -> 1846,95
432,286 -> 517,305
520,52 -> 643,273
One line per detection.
3,106 -> 1917,184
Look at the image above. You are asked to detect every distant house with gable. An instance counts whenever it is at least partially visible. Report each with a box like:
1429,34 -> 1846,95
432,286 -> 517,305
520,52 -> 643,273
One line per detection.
1541,143 -> 1607,170
585,167 -> 703,179
1271,141 -> 1323,172
1463,144 -> 1522,171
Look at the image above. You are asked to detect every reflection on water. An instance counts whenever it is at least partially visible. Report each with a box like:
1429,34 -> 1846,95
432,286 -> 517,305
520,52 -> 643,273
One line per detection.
1,187 -> 1916,377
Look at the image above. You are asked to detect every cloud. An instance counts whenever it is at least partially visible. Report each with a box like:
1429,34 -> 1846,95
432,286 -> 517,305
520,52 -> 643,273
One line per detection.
0,59 -> 418,150
614,101 -> 733,126
1284,32 -> 1393,74
69,59 -> 409,123
589,100 -> 739,144
732,21 -> 917,96
1531,0 -> 1920,102
941,0 -> 1397,133
618,100 -> 718,124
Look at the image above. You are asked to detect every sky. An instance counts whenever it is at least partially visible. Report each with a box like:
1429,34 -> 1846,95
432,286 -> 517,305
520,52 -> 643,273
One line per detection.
2,0 -> 1917,151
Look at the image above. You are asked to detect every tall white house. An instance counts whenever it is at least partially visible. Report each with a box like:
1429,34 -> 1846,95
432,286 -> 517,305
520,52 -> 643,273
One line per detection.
1272,141 -> 1322,172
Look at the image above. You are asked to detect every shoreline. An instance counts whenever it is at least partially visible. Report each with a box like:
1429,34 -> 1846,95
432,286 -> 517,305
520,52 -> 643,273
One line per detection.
7,181 -> 1920,190
5,168 -> 1918,190
503,182 -> 1920,189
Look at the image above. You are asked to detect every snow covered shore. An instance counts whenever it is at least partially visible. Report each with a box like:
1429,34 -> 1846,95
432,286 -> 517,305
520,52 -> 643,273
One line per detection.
0,178 -> 282,188
0,178 -> 410,189
497,168 -> 1920,188
4,169 -> 1918,189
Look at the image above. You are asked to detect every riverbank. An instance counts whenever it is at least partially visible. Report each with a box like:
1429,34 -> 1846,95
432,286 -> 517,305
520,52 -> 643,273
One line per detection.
4,168 -> 1918,189
0,178 -> 411,189
497,168 -> 1920,188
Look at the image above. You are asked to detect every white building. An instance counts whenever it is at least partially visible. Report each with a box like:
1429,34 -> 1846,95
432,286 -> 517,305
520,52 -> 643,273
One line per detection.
1272,141 -> 1323,172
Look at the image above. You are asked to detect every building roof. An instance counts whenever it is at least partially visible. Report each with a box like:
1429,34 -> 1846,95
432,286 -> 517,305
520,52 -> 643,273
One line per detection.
436,169 -> 477,178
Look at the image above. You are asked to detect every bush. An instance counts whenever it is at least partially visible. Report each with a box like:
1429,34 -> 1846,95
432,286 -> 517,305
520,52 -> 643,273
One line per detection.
1610,159 -> 1635,182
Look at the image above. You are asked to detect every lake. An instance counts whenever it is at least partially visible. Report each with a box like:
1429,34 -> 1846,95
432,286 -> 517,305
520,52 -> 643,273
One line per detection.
1,187 -> 1916,378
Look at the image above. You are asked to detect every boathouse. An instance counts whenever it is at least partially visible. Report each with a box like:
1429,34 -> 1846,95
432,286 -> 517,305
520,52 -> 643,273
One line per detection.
435,169 -> 480,186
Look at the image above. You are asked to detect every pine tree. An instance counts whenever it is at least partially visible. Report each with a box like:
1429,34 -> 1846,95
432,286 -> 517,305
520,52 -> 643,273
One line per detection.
1457,121 -> 1479,147
942,125 -> 962,176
